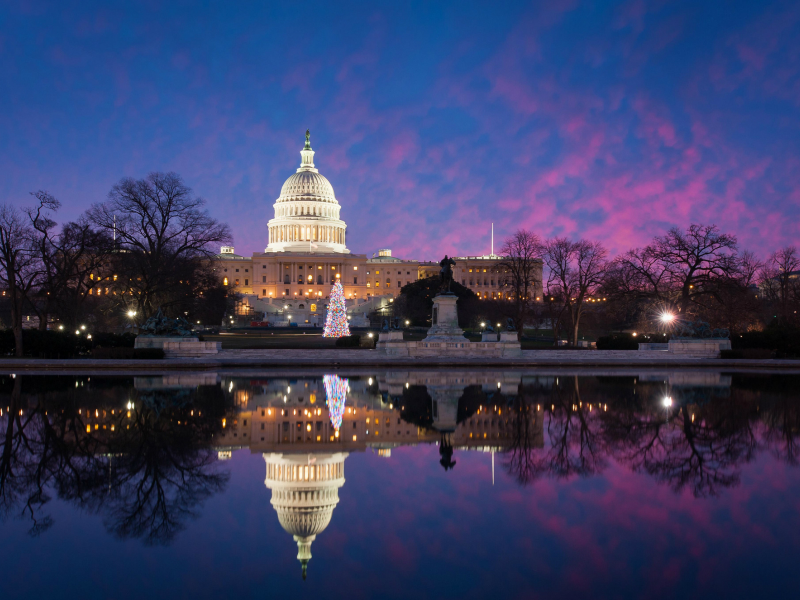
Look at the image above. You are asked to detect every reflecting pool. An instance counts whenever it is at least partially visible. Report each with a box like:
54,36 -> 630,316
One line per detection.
1,370 -> 799,599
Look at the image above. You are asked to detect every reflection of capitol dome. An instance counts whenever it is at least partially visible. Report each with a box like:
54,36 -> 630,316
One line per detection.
264,452 -> 347,579
265,131 -> 349,254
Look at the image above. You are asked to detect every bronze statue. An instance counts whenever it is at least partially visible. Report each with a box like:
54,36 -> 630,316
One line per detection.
304,129 -> 311,148
439,255 -> 456,294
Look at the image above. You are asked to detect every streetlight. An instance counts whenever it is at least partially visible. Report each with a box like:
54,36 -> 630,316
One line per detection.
480,322 -> 486,328
127,310 -> 136,318
659,311 -> 675,324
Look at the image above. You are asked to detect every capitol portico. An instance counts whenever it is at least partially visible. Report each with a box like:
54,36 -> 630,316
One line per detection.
215,131 -> 542,324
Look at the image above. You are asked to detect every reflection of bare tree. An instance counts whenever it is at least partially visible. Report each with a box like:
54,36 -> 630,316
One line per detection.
735,375 -> 800,466
72,401 -> 228,545
504,377 -> 605,484
0,377 -> 229,544
603,389 -> 758,497
502,376 -> 773,497
762,398 -> 800,466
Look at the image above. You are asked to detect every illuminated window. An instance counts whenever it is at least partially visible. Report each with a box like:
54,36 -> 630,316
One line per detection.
223,277 -> 229,285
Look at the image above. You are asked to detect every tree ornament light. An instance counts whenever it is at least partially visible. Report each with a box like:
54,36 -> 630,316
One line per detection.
323,281 -> 350,338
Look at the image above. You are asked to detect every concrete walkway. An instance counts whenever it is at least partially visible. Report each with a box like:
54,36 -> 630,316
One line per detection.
0,349 -> 799,372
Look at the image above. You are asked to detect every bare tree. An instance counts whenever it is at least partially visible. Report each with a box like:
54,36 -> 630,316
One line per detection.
88,172 -> 232,319
0,205 -> 40,356
544,238 -> 607,346
25,192 -> 115,330
760,246 -> 800,325
651,224 -> 740,315
497,230 -> 543,336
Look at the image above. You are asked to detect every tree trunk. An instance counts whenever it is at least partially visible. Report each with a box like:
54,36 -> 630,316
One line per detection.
38,310 -> 48,332
9,284 -> 24,358
11,302 -> 24,357
571,305 -> 582,346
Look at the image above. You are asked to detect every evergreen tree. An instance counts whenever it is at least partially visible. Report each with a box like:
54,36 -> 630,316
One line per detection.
323,281 -> 350,337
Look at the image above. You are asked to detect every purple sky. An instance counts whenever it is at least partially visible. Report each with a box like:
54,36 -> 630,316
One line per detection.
1,0 -> 799,260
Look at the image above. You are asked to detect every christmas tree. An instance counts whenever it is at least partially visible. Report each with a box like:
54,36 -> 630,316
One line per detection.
323,374 -> 348,431
323,281 -> 350,337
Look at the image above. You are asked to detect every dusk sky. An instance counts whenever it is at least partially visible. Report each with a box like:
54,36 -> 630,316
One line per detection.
1,0 -> 799,259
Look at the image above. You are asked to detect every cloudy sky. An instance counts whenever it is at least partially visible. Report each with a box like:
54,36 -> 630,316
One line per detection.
1,0 -> 798,259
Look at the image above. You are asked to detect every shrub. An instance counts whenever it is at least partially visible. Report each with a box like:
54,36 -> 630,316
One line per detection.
0,330 -> 139,358
335,335 -> 361,348
732,322 -> 800,358
0,329 -> 87,358
596,333 -> 639,350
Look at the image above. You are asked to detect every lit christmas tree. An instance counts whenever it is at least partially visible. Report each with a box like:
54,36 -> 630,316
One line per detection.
323,374 -> 348,430
323,281 -> 350,337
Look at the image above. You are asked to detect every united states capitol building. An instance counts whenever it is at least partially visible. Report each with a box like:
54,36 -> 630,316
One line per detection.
216,132 -> 540,326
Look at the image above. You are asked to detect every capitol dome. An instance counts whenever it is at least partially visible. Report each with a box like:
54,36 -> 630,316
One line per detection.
279,170 -> 336,202
265,131 -> 349,254
264,452 -> 348,580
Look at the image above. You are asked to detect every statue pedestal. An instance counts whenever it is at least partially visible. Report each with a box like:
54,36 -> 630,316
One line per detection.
376,330 -> 408,356
481,331 -> 498,342
668,339 -> 731,358
375,293 -> 522,358
134,336 -> 197,349
134,336 -> 220,358
425,294 -> 466,342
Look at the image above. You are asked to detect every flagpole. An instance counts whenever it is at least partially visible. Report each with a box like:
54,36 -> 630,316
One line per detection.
491,223 -> 494,256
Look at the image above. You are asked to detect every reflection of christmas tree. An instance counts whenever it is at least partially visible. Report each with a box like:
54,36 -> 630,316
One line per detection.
323,281 -> 350,338
323,374 -> 348,430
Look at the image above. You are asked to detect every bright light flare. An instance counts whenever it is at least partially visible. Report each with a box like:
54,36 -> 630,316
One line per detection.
663,396 -> 673,408
659,312 -> 676,324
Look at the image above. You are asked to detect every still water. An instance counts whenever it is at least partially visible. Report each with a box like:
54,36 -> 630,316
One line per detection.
1,370 -> 799,599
